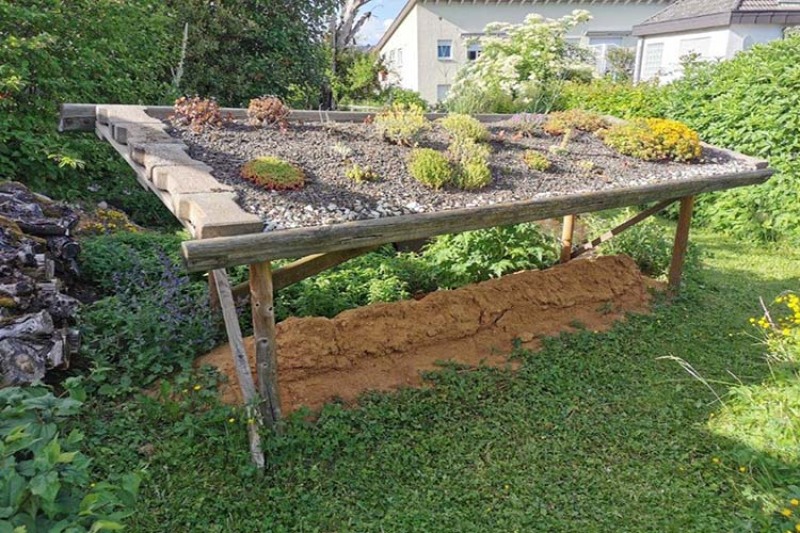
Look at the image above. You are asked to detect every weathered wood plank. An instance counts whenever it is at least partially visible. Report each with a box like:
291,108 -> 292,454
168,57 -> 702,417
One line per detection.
182,169 -> 772,272
571,198 -> 678,259
212,268 -> 265,468
560,215 -> 576,263
231,245 -> 380,300
668,196 -> 695,295
249,262 -> 281,426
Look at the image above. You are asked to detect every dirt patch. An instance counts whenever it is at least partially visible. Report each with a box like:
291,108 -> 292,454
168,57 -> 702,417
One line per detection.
197,255 -> 652,411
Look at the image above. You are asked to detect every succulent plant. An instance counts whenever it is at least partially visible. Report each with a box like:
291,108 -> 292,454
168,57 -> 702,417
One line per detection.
172,96 -> 223,131
247,96 -> 290,130
240,156 -> 305,191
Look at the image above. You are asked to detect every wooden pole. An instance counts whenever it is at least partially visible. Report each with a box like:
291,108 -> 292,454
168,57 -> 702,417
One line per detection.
249,261 -> 282,427
560,214 -> 576,263
668,196 -> 695,295
212,268 -> 265,468
208,271 -> 220,310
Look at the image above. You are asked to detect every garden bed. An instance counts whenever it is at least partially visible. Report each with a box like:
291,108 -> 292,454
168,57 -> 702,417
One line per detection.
166,115 -> 760,231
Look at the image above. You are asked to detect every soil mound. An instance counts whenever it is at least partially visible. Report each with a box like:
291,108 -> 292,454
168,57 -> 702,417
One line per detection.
197,255 -> 651,411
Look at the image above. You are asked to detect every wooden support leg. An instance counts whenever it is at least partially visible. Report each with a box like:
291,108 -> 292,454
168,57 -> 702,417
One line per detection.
249,261 -> 282,427
560,214 -> 576,263
212,268 -> 265,468
668,196 -> 695,295
208,271 -> 220,310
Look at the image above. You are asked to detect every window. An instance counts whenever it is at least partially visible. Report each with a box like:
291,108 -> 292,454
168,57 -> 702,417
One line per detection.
388,49 -> 396,64
436,84 -> 451,102
396,48 -> 403,67
467,43 -> 482,61
437,40 -> 453,60
588,36 -> 624,47
641,42 -> 664,79
678,37 -> 711,59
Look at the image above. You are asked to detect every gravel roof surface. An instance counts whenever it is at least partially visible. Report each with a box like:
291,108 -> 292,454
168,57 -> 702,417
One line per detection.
167,119 -> 757,231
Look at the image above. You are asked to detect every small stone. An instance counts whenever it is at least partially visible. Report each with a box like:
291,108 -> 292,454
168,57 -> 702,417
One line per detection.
97,201 -> 108,209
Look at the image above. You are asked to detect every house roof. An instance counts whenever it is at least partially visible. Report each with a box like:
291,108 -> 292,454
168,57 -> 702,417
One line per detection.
374,0 -> 672,52
632,0 -> 800,36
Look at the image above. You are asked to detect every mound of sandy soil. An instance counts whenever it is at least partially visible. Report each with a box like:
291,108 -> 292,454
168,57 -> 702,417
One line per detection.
196,255 -> 652,412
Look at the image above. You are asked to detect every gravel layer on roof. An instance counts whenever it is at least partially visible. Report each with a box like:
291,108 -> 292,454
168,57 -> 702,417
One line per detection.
167,119 -> 757,231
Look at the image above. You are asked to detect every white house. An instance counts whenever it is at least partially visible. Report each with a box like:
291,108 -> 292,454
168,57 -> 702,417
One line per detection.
632,0 -> 800,83
374,0 -> 673,104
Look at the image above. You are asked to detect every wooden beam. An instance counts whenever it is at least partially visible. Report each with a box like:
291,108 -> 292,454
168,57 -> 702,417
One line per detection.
249,262 -> 282,426
560,215 -> 576,263
571,198 -> 678,259
667,196 -> 695,295
212,268 -> 265,468
231,245 -> 380,300
182,170 -> 772,272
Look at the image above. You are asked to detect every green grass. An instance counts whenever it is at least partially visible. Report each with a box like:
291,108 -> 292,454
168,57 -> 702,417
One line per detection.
76,230 -> 800,532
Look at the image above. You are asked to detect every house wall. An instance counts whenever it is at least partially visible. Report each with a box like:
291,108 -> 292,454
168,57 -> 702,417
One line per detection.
635,24 -> 785,83
380,0 -> 671,104
381,5 -> 420,92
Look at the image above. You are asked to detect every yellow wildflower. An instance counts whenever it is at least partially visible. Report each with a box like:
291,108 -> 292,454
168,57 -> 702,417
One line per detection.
228,418 -> 236,423
738,466 -> 747,473
782,508 -> 793,517
193,384 -> 202,391
712,457 -> 721,464
791,499 -> 799,506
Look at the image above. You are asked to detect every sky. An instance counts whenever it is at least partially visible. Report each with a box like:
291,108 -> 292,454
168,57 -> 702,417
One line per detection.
357,0 -> 406,45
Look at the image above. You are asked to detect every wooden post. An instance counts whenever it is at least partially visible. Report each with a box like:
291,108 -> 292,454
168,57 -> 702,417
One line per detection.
208,271 -> 220,310
560,214 -> 576,263
668,196 -> 695,295
249,261 -> 282,427
212,268 -> 265,468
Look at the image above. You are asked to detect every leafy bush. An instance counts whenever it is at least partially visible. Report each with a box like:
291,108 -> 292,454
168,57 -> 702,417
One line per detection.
562,79 -> 667,119
408,149 -> 454,189
345,163 -> 379,183
605,47 -> 636,82
247,96 -> 290,129
0,384 -> 139,531
660,37 -> 800,241
382,87 -> 428,110
241,156 -> 305,191
439,114 -> 489,142
508,113 -> 546,137
522,150 -> 552,171
276,248 -> 435,319
447,11 -> 592,114
80,254 -> 219,394
543,109 -> 609,136
375,103 -> 429,146
601,118 -> 701,162
79,230 -> 185,297
421,224 -> 559,289
172,96 -> 224,131
583,209 -> 675,276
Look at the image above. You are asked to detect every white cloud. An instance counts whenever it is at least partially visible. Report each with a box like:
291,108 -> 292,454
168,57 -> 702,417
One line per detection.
357,16 -> 394,47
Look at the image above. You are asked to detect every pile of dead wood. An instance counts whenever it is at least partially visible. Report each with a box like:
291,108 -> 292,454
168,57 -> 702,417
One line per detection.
0,182 -> 81,387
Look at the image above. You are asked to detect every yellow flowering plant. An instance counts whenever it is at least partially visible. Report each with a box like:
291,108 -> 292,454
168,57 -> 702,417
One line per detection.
600,118 -> 702,162
749,291 -> 800,362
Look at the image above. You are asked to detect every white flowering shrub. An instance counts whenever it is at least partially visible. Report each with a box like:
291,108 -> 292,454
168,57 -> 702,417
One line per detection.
446,10 -> 592,114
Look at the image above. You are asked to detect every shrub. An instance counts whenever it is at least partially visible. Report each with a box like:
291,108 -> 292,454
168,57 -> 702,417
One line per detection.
601,118 -> 701,162
375,103 -> 429,146
447,11 -> 593,114
172,96 -> 224,131
522,150 -> 551,171
449,137 -> 493,190
0,385 -> 139,531
79,230 -> 186,297
439,114 -> 489,142
247,96 -> 290,129
382,87 -> 428,110
76,208 -> 140,236
508,113 -> 546,137
80,255 -> 219,394
345,163 -> 379,183
562,79 -> 667,119
241,156 -> 305,190
408,148 -> 454,189
421,223 -> 559,289
543,109 -> 609,136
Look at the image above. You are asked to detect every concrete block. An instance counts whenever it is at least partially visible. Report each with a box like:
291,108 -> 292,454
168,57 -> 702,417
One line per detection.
152,165 -> 234,198
113,121 -> 177,145
131,144 -> 208,179
177,192 -> 263,238
97,105 -> 162,126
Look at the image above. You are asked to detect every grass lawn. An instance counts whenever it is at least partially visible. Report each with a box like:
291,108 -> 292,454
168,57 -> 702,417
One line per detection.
79,230 -> 800,532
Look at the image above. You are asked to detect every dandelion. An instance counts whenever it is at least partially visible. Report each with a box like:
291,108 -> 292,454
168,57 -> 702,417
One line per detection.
228,417 -> 236,423
795,524 -> 800,532
791,499 -> 800,507
738,466 -> 747,473
193,384 -> 202,391
781,508 -> 793,517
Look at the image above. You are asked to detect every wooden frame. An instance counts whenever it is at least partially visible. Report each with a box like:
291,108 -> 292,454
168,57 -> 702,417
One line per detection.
59,104 -> 773,466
